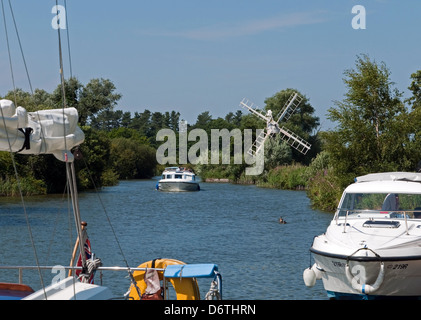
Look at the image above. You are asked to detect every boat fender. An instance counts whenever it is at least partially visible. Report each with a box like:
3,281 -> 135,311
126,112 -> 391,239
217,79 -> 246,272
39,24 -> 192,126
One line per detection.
312,263 -> 323,280
303,268 -> 316,287
345,262 -> 385,294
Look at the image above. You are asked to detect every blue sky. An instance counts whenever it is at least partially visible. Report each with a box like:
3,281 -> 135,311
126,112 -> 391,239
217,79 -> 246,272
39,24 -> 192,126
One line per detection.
0,1 -> 420,130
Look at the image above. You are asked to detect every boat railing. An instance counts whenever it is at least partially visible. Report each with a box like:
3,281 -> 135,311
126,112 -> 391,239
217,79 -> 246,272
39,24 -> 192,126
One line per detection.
336,208 -> 421,219
0,264 -> 222,300
0,265 -> 165,285
336,209 -> 419,235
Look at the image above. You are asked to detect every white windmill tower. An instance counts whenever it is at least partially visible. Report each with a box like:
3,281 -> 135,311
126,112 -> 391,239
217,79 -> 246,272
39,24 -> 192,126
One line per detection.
240,93 -> 311,157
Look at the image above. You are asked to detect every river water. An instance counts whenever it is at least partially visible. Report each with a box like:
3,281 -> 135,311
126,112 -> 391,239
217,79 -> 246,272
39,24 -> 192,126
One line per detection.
0,178 -> 333,300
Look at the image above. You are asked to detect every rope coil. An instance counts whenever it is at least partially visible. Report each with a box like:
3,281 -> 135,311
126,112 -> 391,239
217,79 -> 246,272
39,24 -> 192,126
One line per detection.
204,272 -> 222,300
345,247 -> 385,295
78,256 -> 102,283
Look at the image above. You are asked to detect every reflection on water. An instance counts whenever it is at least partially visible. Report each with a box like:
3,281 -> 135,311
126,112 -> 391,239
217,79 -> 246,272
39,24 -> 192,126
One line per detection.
0,179 -> 332,299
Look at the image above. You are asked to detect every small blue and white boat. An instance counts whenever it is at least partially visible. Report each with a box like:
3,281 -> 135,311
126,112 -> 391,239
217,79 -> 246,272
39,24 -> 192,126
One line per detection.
157,167 -> 200,192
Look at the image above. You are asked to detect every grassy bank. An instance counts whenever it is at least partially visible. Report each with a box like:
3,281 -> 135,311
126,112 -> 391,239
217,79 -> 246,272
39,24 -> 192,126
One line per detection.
0,177 -> 47,197
258,164 -> 308,190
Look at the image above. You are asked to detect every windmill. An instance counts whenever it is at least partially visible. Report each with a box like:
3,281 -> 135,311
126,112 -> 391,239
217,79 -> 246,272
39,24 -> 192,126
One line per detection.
240,93 -> 311,157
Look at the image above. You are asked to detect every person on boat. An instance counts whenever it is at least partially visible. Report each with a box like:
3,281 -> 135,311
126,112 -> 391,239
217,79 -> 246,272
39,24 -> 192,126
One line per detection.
382,193 -> 399,211
414,207 -> 421,219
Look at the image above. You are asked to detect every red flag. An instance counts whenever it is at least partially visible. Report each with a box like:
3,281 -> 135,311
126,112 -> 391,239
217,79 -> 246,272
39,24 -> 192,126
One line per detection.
75,237 -> 95,284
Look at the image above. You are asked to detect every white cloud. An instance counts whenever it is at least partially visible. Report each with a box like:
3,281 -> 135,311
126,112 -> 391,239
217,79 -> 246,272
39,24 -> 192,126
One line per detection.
141,11 -> 328,40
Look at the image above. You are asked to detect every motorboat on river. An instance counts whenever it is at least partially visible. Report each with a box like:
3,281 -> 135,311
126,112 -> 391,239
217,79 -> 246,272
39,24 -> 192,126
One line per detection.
157,167 -> 200,192
304,172 -> 421,299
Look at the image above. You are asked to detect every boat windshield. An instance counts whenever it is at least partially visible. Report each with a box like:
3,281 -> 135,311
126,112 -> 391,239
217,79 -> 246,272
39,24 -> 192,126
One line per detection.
337,193 -> 421,219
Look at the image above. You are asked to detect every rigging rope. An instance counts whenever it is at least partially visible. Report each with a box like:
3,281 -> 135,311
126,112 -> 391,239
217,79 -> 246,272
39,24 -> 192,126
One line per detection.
0,0 -> 46,299
64,0 -> 73,79
6,0 -> 33,95
1,0 -> 16,105
79,152 -> 142,294
55,0 -> 69,154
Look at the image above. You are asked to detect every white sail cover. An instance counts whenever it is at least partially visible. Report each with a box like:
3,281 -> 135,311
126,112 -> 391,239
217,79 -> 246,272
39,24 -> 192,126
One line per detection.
0,99 -> 84,162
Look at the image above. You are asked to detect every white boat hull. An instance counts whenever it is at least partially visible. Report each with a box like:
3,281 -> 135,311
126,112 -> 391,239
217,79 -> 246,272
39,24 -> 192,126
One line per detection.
23,276 -> 114,300
311,249 -> 421,299
158,181 -> 200,192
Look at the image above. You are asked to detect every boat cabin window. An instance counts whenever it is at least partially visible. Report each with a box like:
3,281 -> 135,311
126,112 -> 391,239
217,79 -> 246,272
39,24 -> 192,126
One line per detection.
338,193 -> 421,219
175,174 -> 182,179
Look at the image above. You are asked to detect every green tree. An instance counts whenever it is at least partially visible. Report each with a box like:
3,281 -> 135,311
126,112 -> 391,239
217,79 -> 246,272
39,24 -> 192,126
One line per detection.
406,70 -> 421,171
76,126 -> 114,189
110,138 -> 156,179
167,111 -> 180,131
225,110 -> 243,127
50,77 -> 121,126
149,112 -> 170,148
264,135 -> 292,170
130,110 -> 152,137
51,77 -> 83,109
322,54 -> 407,186
91,109 -> 126,130
193,111 -> 213,133
32,89 -> 54,110
108,127 -> 150,145
120,111 -> 132,128
407,70 -> 421,109
4,88 -> 36,111
79,78 -> 122,126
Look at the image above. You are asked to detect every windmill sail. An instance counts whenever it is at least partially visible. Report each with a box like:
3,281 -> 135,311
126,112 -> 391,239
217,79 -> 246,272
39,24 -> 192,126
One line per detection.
240,93 -> 311,156
247,130 -> 272,157
276,93 -> 303,122
0,99 -> 84,162
278,126 -> 311,155
240,98 -> 270,122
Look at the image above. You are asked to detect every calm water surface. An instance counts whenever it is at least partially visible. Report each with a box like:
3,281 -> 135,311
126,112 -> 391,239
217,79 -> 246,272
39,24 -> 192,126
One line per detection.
0,178 -> 332,300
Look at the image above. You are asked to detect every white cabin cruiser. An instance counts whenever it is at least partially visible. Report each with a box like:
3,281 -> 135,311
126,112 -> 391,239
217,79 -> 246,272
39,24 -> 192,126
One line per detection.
157,167 -> 200,192
304,172 -> 421,299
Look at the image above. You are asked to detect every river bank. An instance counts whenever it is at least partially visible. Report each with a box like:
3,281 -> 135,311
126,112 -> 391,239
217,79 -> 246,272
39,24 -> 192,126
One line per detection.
199,153 -> 342,213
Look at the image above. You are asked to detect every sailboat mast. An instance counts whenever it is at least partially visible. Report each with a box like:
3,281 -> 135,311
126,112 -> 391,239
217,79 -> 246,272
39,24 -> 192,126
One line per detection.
66,160 -> 87,269
53,1 -> 88,273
